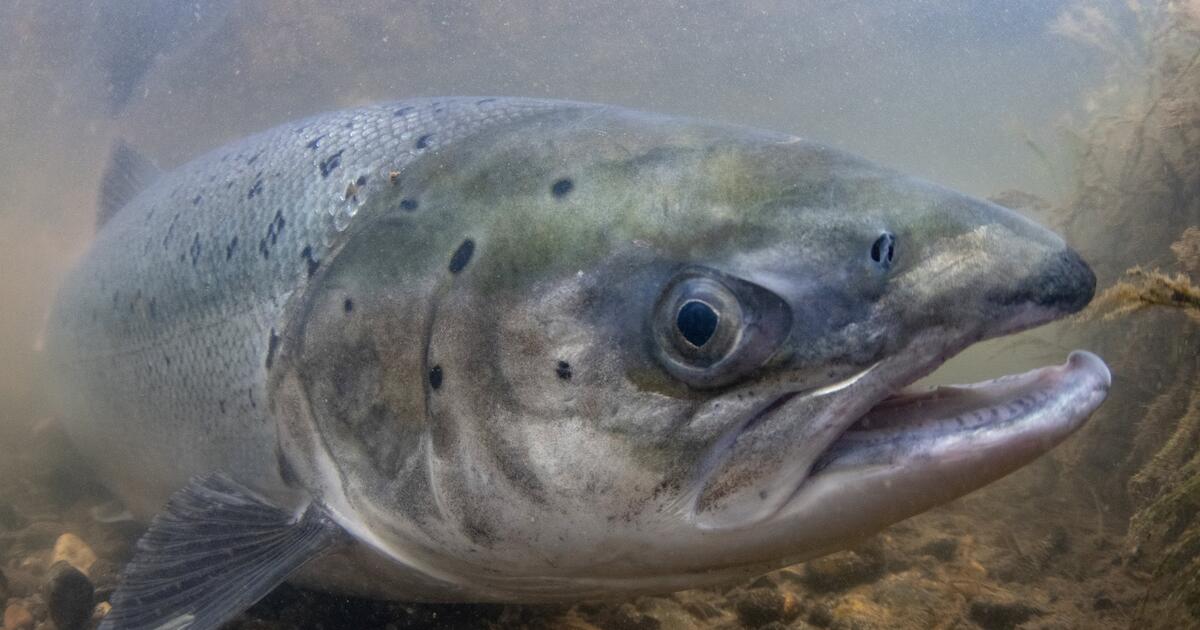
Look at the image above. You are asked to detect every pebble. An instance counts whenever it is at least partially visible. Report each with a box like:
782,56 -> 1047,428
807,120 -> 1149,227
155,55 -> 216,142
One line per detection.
43,561 -> 95,630
92,601 -> 112,624
51,533 -> 97,576
3,603 -> 34,630
730,588 -> 801,628
919,537 -> 958,562
968,597 -> 1044,630
801,547 -> 886,592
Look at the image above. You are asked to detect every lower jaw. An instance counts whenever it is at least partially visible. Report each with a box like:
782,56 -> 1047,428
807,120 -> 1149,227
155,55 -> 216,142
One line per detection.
809,350 -> 1111,476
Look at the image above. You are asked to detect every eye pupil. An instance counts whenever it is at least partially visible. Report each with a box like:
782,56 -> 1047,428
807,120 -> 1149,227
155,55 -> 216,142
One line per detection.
676,300 -> 720,347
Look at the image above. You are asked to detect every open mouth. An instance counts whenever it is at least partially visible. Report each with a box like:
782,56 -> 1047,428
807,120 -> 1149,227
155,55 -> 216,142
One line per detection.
690,342 -> 1111,531
809,350 -> 1111,476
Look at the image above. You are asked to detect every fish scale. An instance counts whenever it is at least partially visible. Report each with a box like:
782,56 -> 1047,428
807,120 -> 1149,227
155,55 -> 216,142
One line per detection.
45,97 -> 571,515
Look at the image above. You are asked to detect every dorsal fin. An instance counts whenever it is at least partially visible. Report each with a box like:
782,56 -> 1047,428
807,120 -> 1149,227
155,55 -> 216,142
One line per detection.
98,141 -> 161,229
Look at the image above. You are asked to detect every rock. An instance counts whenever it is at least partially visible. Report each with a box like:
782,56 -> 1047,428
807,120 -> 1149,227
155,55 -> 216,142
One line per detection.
729,588 -> 801,628
1092,594 -> 1115,611
968,598 -> 1044,630
51,534 -> 97,576
577,602 -> 661,630
43,561 -> 95,630
679,598 -> 723,622
801,547 -> 886,592
0,502 -> 28,531
0,567 -> 9,602
919,537 -> 958,562
807,603 -> 834,628
16,521 -> 67,549
92,601 -> 112,624
4,603 -> 35,630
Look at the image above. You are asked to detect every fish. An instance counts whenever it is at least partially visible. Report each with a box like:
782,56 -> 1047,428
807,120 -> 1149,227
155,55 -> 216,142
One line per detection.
43,97 -> 1111,629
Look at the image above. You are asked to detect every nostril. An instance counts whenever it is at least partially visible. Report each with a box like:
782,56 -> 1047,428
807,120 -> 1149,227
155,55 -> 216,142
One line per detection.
870,232 -> 896,270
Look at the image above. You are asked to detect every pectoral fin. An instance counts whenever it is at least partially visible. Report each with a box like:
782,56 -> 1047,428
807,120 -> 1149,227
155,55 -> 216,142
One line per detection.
99,474 -> 342,630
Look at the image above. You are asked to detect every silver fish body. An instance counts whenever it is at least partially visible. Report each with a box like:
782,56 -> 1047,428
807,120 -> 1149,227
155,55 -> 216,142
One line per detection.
45,98 -> 1109,621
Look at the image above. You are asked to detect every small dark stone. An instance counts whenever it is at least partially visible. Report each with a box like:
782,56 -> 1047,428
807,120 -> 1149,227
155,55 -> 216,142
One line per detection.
679,599 -> 722,621
801,546 -> 886,592
429,365 -> 443,390
968,598 -> 1043,630
43,561 -> 94,630
807,604 -> 834,628
730,588 -> 799,628
919,537 -> 958,562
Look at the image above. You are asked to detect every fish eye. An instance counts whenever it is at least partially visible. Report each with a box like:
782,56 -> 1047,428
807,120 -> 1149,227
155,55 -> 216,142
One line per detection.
658,275 -> 742,368
870,232 -> 896,269
651,267 -> 792,389
676,300 -> 720,347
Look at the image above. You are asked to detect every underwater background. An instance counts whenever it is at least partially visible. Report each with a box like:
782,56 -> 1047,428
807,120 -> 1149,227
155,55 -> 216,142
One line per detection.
1,1 -> 1198,628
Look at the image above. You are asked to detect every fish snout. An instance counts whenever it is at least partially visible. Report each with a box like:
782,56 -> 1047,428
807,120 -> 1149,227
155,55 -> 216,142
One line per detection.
990,246 -> 1096,315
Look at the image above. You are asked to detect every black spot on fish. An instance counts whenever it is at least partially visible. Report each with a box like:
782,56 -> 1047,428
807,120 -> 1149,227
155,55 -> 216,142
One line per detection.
218,400 -> 226,414
266,328 -> 280,369
192,195 -> 202,205
393,106 -> 414,117
148,298 -> 157,319
247,177 -> 263,199
319,150 -> 344,178
247,152 -> 260,166
477,98 -> 496,105
248,388 -> 257,409
399,198 -> 418,212
415,134 -> 432,150
356,175 -> 367,187
163,212 -> 181,249
300,245 -> 320,277
448,239 -> 474,273
164,355 -> 171,367
305,135 -> 325,150
343,121 -> 353,129
429,365 -> 443,390
226,236 -> 238,260
551,178 -> 574,198
260,209 -> 286,259
556,360 -> 572,380
189,233 -> 202,266
343,298 -> 354,313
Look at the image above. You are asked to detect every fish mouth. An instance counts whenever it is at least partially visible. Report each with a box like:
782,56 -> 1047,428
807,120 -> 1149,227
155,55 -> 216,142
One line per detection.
689,341 -> 1111,531
807,350 -> 1110,478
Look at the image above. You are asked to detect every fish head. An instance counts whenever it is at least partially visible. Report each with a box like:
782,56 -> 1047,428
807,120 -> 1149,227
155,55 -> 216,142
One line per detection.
274,106 -> 1109,596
